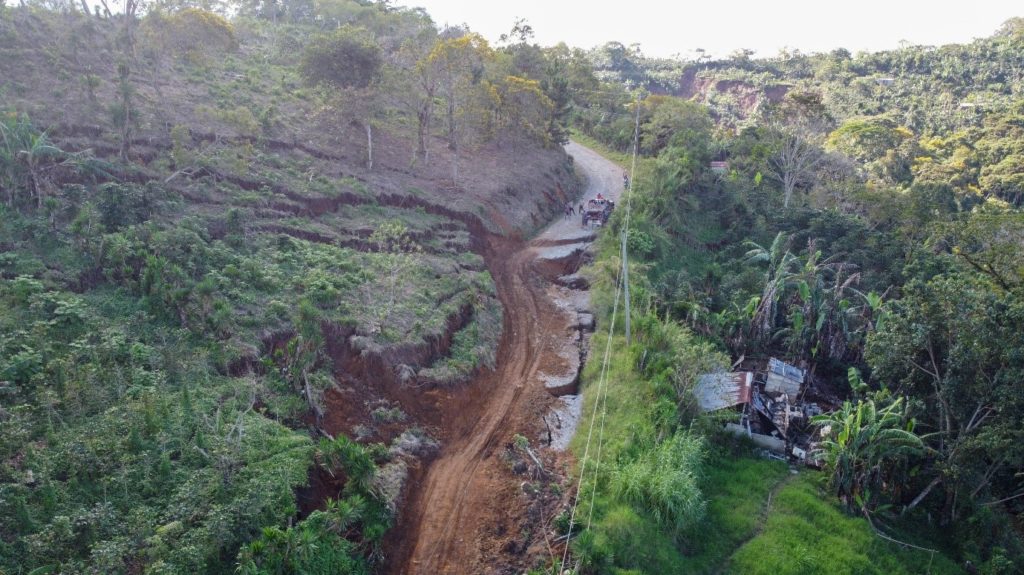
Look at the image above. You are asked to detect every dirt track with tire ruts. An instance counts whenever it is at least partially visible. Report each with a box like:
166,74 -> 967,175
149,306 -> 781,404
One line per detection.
385,142 -> 624,574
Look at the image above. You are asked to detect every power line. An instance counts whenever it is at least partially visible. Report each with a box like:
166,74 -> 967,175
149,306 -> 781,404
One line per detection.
558,264 -> 623,571
558,90 -> 643,574
584,91 -> 641,533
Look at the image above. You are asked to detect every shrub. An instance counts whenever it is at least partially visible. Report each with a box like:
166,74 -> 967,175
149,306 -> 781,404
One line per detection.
142,8 -> 237,59
159,9 -> 237,56
299,26 -> 382,91
215,106 -> 261,138
96,182 -> 154,231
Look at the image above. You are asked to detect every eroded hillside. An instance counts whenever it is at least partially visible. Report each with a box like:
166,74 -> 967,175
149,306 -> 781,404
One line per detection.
0,5 -> 579,573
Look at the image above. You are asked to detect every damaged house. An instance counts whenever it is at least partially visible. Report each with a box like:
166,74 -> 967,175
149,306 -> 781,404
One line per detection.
694,358 -> 827,465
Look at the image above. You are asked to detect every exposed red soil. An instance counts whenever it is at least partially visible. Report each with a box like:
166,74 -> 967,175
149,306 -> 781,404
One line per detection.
1,13 -> 610,570
376,142 -> 624,574
385,234 -> 564,574
678,71 -> 791,121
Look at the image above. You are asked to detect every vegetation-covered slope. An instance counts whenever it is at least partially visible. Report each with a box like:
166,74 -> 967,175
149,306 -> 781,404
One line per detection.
4,2 -> 1024,574
0,2 -> 580,573
557,17 -> 1024,575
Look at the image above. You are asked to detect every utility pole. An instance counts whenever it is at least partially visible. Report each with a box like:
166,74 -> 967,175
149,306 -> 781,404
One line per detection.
623,91 -> 640,345
622,230 -> 630,345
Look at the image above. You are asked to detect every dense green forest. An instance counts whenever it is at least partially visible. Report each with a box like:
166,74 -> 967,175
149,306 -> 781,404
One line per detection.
2,0 -> 1024,574
563,18 -> 1024,575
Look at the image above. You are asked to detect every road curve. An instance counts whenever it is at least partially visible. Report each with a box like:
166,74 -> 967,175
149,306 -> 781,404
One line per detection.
391,141 -> 624,574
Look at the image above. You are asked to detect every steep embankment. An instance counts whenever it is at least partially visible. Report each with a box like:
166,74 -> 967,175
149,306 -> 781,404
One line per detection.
0,9 -> 585,573
386,142 -> 625,574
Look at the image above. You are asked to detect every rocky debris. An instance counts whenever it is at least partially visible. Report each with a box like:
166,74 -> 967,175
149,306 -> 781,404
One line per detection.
541,371 -> 579,396
534,243 -> 585,262
546,395 -> 584,451
397,364 -> 417,385
575,312 -> 595,332
555,273 -> 590,290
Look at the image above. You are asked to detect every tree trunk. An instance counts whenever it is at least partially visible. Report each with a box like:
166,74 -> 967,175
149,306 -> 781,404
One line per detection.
118,63 -> 132,161
451,147 -> 459,186
904,476 -> 941,514
416,106 -> 429,162
25,156 -> 42,209
120,105 -> 131,161
783,172 -> 796,208
303,371 -> 324,423
365,122 -> 373,171
446,97 -> 457,151
31,170 -> 42,209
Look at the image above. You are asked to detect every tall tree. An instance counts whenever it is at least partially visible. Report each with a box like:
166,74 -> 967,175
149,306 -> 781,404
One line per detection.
426,30 -> 492,153
639,96 -> 713,158
762,92 -> 831,208
300,26 -> 384,170
744,232 -> 799,347
866,273 -> 1024,522
385,27 -> 439,163
491,75 -> 552,146
113,60 -> 135,160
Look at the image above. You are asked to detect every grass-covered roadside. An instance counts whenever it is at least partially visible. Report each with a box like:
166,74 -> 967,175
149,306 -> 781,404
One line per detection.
568,131 -> 632,169
566,328 -> 711,574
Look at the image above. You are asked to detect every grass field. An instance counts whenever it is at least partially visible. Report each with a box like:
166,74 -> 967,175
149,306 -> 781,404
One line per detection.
726,472 -> 962,575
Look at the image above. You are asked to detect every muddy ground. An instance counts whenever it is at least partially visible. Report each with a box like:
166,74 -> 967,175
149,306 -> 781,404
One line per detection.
380,142 -> 626,574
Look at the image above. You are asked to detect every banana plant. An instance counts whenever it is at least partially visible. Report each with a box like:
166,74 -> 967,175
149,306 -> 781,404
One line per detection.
743,231 -> 800,348
813,395 -> 925,513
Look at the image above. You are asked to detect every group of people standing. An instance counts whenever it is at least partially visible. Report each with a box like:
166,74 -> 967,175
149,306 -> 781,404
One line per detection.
563,202 -> 584,220
561,170 -> 628,221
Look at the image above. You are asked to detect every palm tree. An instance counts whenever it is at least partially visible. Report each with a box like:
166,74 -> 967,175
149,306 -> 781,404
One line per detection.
318,436 -> 376,495
20,131 -> 63,209
0,113 -> 35,206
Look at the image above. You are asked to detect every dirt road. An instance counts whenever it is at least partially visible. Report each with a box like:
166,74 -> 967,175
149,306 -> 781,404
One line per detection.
388,142 -> 624,574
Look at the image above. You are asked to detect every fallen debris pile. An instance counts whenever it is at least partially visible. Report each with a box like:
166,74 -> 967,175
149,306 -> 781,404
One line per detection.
695,358 -> 832,466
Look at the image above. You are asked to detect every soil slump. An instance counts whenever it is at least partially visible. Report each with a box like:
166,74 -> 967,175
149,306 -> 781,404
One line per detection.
384,142 -> 625,574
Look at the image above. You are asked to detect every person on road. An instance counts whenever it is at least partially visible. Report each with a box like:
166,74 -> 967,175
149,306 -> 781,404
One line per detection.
567,202 -> 575,216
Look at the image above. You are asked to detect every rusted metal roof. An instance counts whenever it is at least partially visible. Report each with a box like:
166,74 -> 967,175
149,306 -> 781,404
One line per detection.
695,372 -> 753,412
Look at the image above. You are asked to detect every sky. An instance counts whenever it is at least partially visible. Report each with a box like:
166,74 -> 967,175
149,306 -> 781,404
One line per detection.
404,0 -> 1021,59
